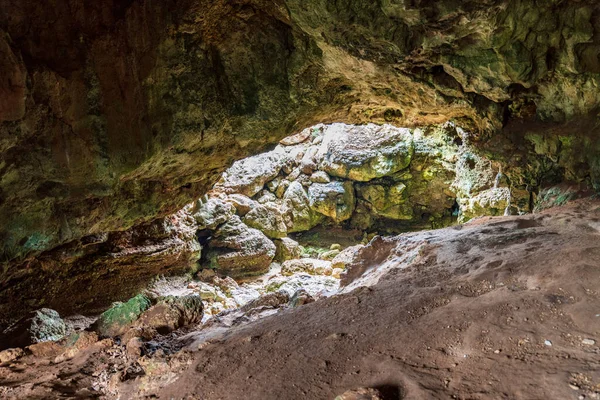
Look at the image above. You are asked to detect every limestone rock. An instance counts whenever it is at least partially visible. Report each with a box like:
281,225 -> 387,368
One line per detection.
256,190 -> 278,204
308,181 -> 356,222
282,182 -> 323,232
94,294 -> 152,338
356,182 -> 413,220
243,203 -> 288,239
134,295 -> 203,334
1,308 -> 67,350
192,197 -> 236,230
319,124 -> 414,181
310,171 -> 331,183
240,290 -> 290,312
274,237 -> 303,262
206,216 -> 276,277
225,194 -> 257,217
331,245 -> 365,270
218,152 -> 285,197
461,187 -> 511,221
280,127 -> 312,146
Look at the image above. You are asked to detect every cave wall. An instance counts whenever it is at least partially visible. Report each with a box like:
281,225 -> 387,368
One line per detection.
3,0 -> 600,260
2,0 -> 600,323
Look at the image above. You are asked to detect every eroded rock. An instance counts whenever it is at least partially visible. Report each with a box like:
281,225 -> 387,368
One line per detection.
1,308 -> 67,350
206,216 -> 276,277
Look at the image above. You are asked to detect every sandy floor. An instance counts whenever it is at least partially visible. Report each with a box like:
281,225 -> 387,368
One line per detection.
2,199 -> 600,399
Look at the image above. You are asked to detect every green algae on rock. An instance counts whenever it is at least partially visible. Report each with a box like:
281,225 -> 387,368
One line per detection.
94,294 -> 152,338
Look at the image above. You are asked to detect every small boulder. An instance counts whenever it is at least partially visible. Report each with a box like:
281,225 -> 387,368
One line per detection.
240,290 -> 290,313
274,237 -> 303,262
331,245 -> 364,270
281,258 -> 333,276
134,295 -> 203,334
288,289 -> 315,307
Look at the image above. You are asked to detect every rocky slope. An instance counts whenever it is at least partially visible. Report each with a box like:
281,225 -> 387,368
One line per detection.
1,199 -> 599,399
3,0 -> 600,263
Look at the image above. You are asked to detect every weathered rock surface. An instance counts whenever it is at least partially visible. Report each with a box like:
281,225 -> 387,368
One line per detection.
4,0 -> 600,266
216,152 -> 286,197
192,198 -> 236,230
3,0 -> 600,334
0,308 -> 67,350
243,203 -> 288,239
274,237 -> 303,262
206,216 -> 276,277
319,124 -> 414,181
0,208 -> 201,327
308,181 -> 356,222
94,294 -> 152,338
132,295 -> 203,335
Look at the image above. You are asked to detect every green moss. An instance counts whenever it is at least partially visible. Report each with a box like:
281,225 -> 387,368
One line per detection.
95,294 -> 151,337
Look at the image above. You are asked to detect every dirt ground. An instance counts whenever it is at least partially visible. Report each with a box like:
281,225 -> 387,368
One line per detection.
2,199 -> 600,399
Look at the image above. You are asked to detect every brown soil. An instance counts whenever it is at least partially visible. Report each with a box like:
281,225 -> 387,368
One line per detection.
2,199 -> 600,399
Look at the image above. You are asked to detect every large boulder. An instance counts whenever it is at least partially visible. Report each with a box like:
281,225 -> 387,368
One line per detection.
281,181 -> 323,232
192,197 -> 236,230
318,124 -> 414,181
216,152 -> 286,197
308,181 -> 356,222
1,308 -> 67,350
243,203 -> 288,239
94,294 -> 152,337
206,216 -> 276,277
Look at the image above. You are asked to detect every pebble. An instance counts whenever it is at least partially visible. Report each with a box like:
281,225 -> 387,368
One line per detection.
569,384 -> 580,391
544,340 -> 552,346
582,338 -> 596,346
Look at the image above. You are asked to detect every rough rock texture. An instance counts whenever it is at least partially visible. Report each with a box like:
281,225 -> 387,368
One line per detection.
4,0 -> 600,263
319,124 -> 413,181
131,295 -> 203,335
308,181 -> 356,222
0,208 -> 201,327
206,216 -> 276,277
4,0 -> 600,334
3,200 -> 600,399
243,203 -> 288,239
94,294 -> 152,338
0,308 -> 67,350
